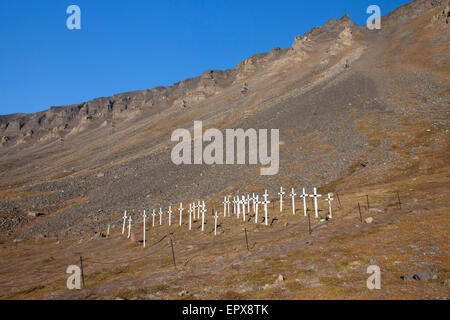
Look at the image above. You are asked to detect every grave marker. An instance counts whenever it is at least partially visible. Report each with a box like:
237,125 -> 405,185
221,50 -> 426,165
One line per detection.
127,215 -> 132,239
325,193 -> 334,219
192,202 -> 197,221
152,209 -> 156,227
188,203 -> 193,230
309,188 -> 322,218
223,196 -> 227,217
237,197 -> 241,219
142,210 -> 147,248
201,201 -> 206,232
178,203 -> 184,226
159,208 -> 163,225
122,211 -> 127,235
278,187 -> 285,212
300,188 -> 308,216
214,209 -> 218,236
289,188 -> 297,215
168,206 -> 172,226
263,190 -> 270,226
255,195 -> 260,224
242,195 -> 246,221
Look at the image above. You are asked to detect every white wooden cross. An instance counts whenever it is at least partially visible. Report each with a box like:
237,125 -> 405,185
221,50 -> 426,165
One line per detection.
192,202 -> 197,220
214,209 -> 218,236
242,195 -> 246,221
201,201 -> 206,232
252,193 -> 256,212
122,211 -> 127,235
142,210 -> 147,248
233,197 -> 237,216
289,188 -> 297,215
325,193 -> 334,219
223,196 -> 227,217
197,200 -> 201,219
300,188 -> 308,216
226,196 -> 231,217
278,186 -> 285,212
188,203 -> 192,230
262,190 -> 270,226
242,196 -> 247,222
168,206 -> 172,226
236,197 -> 241,219
247,194 -> 251,212
159,208 -> 163,225
178,202 -> 184,226
309,187 -> 322,218
255,195 -> 260,224
152,209 -> 156,227
127,215 -> 132,239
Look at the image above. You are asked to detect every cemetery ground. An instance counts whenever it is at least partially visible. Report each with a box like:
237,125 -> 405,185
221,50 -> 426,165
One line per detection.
0,121 -> 448,300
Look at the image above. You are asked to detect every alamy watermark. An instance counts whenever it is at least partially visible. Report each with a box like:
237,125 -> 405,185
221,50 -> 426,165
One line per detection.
171,121 -> 279,176
366,5 -> 381,30
66,5 -> 81,30
66,265 -> 81,290
366,265 -> 381,290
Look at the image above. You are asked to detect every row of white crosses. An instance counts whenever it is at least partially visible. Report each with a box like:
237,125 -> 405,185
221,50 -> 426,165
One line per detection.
187,200 -> 207,231
278,186 -> 334,219
226,190 -> 270,226
118,187 -> 333,248
120,200 -> 212,248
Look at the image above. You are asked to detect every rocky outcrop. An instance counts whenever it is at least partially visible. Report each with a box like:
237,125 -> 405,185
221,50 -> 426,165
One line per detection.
1,2 -> 440,149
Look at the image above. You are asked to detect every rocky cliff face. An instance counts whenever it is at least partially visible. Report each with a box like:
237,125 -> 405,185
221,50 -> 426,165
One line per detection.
0,13 -> 361,149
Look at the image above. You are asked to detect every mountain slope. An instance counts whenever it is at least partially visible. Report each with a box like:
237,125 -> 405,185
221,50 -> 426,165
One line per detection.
0,0 -> 449,300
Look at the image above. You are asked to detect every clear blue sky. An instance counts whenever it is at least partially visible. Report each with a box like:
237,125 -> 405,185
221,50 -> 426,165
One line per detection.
0,0 -> 410,115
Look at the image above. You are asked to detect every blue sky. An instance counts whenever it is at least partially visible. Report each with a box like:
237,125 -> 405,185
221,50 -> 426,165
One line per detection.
0,0 -> 410,115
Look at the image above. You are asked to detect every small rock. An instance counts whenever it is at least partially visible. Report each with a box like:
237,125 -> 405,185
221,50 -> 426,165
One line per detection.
275,274 -> 285,284
97,172 -> 105,178
178,290 -> 189,297
28,211 -> 43,217
365,217 -> 374,224
413,269 -> 436,281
